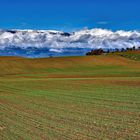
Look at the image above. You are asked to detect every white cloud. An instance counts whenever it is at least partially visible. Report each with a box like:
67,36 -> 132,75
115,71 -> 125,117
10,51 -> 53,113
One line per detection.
49,48 -> 63,53
0,28 -> 140,57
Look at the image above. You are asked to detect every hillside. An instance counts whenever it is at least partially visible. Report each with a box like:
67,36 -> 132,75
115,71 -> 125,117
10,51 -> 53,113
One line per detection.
112,50 -> 140,61
0,54 -> 140,78
0,53 -> 140,140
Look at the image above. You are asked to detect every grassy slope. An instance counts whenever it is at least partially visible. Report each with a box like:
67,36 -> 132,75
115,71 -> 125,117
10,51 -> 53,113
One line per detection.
0,54 -> 140,77
0,53 -> 140,139
110,50 -> 140,61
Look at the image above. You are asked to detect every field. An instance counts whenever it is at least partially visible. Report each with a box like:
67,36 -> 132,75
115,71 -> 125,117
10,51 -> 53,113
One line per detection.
0,51 -> 140,139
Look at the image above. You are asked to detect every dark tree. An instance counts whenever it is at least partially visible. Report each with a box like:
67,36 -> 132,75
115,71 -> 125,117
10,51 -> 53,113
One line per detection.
115,48 -> 119,52
86,49 -> 104,55
133,46 -> 136,50
121,48 -> 125,52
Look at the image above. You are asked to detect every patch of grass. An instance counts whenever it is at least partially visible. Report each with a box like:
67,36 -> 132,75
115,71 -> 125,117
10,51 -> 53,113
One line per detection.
111,50 -> 140,61
120,53 -> 140,61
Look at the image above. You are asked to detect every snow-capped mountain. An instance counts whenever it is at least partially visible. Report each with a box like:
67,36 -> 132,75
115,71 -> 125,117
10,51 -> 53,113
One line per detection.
0,28 -> 140,57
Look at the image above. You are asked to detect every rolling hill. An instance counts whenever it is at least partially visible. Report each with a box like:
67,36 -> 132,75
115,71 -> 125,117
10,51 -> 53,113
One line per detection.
0,52 -> 140,78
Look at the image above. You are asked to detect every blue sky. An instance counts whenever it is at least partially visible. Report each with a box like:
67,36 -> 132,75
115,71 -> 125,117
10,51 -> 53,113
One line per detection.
0,0 -> 140,31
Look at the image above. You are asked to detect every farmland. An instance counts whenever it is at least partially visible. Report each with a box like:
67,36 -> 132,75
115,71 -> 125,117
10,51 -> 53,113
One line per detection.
0,52 -> 140,139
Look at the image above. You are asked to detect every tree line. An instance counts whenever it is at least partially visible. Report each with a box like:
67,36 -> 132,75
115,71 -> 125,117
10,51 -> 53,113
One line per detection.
86,46 -> 140,56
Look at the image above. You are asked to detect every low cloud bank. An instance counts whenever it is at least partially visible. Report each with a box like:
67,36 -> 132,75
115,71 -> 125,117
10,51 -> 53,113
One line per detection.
0,28 -> 140,57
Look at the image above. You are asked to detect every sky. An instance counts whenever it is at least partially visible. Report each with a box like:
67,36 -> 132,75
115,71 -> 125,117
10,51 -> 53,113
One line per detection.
0,0 -> 140,31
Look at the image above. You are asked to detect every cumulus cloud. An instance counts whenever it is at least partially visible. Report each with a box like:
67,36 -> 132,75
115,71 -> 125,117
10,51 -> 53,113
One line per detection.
0,28 -> 140,57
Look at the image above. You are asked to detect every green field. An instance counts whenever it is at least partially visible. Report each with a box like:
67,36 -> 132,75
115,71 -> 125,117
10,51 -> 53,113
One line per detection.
0,53 -> 140,139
